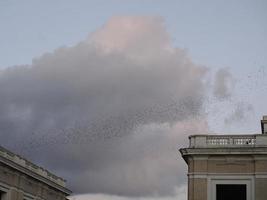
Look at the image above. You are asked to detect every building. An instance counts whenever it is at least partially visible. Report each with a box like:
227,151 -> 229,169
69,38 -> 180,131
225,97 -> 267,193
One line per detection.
0,146 -> 71,200
180,116 -> 267,200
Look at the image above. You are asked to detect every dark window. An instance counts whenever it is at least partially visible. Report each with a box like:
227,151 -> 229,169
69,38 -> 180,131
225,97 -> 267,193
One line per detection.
0,191 -> 3,200
216,184 -> 246,200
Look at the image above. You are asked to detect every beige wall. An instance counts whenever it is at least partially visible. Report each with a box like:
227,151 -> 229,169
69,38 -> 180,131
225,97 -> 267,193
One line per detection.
188,178 -> 207,200
189,156 -> 267,174
255,160 -> 267,172
255,179 -> 267,200
187,156 -> 267,200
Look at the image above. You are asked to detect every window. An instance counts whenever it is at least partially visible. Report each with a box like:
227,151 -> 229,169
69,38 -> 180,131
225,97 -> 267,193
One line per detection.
216,184 -> 246,200
209,177 -> 253,200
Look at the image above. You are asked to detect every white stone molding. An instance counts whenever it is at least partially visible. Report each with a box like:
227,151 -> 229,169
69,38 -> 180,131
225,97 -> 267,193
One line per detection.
188,172 -> 267,179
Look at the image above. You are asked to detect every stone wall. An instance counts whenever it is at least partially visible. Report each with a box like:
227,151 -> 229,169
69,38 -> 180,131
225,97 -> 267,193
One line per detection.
0,162 -> 67,200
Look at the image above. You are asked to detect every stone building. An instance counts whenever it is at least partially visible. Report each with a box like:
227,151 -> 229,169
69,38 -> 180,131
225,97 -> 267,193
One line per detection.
0,146 -> 71,200
180,116 -> 267,200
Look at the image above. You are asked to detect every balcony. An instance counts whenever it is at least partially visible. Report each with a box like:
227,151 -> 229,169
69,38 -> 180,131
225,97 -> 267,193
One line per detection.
189,134 -> 267,148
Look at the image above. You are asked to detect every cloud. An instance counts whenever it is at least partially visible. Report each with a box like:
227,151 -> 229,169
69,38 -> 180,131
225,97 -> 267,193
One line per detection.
88,16 -> 174,62
224,102 -> 253,125
213,68 -> 235,99
69,184 -> 187,200
0,16 -> 208,197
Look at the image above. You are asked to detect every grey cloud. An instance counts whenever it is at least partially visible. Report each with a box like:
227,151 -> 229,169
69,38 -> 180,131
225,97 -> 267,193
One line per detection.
0,16 -> 208,196
213,68 -> 235,99
224,102 -> 253,125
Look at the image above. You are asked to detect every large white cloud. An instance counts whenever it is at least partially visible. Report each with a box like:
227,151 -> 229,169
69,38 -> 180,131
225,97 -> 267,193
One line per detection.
0,16 -> 209,197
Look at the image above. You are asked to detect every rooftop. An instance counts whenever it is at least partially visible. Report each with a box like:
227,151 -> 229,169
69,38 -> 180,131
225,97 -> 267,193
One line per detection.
0,145 -> 71,194
180,116 -> 267,164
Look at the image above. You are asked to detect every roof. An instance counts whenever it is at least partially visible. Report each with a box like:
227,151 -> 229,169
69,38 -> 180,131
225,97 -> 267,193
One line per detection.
0,145 -> 71,195
179,134 -> 267,164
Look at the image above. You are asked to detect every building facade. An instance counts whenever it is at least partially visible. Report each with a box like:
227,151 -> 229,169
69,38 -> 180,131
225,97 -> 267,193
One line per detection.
180,116 -> 267,200
0,146 -> 71,200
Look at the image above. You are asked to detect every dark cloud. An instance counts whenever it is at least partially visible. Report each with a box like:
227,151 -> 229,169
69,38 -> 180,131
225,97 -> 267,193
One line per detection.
0,16 -> 208,196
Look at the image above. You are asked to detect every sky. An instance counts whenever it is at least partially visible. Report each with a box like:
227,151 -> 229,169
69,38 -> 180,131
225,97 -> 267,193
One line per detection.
0,1 -> 267,200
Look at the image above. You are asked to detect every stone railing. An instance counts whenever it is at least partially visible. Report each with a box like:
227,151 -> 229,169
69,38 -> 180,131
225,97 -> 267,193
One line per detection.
0,146 -> 66,187
189,134 -> 267,148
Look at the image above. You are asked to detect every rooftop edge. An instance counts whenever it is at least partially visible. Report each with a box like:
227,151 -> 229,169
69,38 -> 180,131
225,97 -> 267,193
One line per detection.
187,134 -> 267,148
0,145 -> 67,188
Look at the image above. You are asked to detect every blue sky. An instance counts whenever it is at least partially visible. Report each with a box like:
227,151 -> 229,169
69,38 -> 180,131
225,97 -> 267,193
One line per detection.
1,0 -> 266,70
